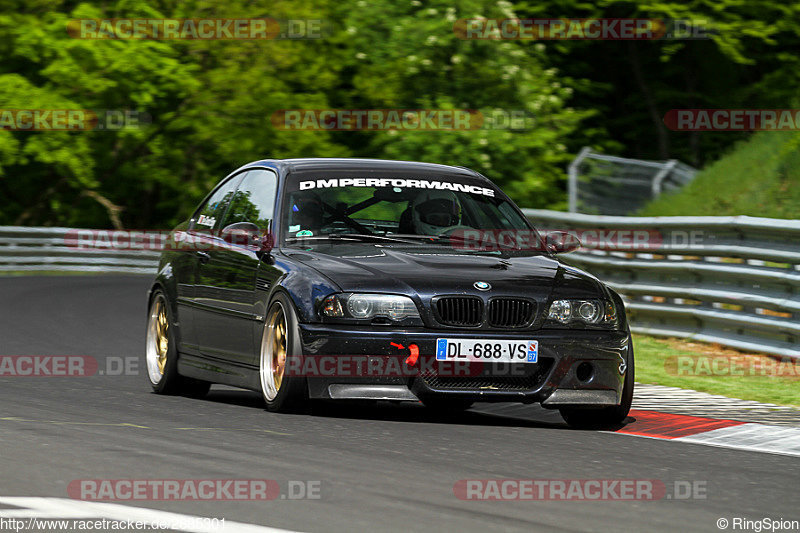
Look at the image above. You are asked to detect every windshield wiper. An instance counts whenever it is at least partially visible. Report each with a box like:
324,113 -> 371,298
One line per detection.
285,234 -> 426,246
391,233 -> 531,252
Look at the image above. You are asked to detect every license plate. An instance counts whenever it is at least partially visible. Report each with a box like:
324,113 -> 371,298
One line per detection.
436,338 -> 538,363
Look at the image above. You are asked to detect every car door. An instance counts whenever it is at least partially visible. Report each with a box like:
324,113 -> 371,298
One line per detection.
179,172 -> 246,354
195,169 -> 279,366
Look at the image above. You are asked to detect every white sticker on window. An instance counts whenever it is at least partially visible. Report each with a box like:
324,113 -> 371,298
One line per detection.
197,215 -> 216,227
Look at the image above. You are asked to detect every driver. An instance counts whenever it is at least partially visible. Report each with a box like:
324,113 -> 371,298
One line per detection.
411,190 -> 464,236
290,193 -> 325,233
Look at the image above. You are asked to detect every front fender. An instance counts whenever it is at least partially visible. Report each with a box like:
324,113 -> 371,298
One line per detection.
147,255 -> 186,347
268,252 -> 340,323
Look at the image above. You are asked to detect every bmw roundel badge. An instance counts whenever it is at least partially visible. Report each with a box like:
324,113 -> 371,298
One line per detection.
473,281 -> 491,291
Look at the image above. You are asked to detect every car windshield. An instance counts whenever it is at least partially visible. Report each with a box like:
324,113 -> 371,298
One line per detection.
281,173 -> 543,253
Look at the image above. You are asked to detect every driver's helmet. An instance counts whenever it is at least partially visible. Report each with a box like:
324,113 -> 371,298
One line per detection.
411,190 -> 463,236
290,193 -> 325,232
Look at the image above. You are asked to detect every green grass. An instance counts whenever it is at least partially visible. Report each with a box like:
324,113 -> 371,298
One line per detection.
634,334 -> 800,407
640,131 -> 800,218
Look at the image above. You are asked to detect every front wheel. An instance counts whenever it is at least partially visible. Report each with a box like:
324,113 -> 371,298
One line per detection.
559,339 -> 635,429
259,293 -> 308,412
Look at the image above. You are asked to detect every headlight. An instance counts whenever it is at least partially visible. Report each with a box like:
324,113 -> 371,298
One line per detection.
546,299 -> 619,329
321,293 -> 420,321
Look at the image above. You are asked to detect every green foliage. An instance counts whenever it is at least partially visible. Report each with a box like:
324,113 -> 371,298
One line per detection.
1,0 -> 799,228
640,131 -> 800,218
329,0 -> 586,210
513,0 -> 800,166
0,0 -> 345,228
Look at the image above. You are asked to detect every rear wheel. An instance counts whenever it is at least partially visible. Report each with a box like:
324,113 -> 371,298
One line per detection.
559,339 -> 635,429
259,294 -> 308,412
146,290 -> 210,398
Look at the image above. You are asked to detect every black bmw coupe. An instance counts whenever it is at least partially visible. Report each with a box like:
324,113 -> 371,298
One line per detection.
146,158 -> 633,427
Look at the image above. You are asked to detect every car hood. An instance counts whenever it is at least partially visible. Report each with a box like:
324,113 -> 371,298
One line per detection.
281,244 -> 602,300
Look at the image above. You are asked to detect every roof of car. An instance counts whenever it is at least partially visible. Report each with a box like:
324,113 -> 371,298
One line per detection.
242,158 -> 482,177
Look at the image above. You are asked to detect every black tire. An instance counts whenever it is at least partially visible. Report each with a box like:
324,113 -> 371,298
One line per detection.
422,397 -> 474,412
258,292 -> 309,413
559,337 -> 635,429
146,290 -> 211,398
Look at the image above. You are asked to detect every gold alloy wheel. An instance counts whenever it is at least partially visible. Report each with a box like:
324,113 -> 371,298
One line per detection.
269,306 -> 287,392
154,298 -> 169,375
146,294 -> 171,386
260,303 -> 288,401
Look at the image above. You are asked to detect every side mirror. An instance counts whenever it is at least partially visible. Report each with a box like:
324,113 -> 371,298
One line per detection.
221,222 -> 261,246
221,223 -> 275,257
545,230 -> 581,254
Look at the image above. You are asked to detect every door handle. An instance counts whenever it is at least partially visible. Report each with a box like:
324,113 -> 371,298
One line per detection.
196,251 -> 211,264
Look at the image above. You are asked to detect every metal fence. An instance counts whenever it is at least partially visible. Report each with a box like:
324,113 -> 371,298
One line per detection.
2,218 -> 799,358
0,226 -> 160,274
524,209 -> 800,358
568,147 -> 697,215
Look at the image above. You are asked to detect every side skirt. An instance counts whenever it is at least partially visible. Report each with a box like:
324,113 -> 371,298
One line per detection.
177,353 -> 261,391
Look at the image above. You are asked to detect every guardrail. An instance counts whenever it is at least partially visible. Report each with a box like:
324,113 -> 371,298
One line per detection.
524,209 -> 800,358
3,217 -> 798,358
0,226 -> 160,274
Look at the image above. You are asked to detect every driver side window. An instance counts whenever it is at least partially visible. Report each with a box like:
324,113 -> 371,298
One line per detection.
221,169 -> 278,232
193,173 -> 246,231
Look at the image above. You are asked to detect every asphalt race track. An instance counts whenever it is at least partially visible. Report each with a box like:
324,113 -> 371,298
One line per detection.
1,275 -> 798,532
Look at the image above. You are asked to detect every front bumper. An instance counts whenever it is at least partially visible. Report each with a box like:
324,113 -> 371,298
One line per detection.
298,324 -> 630,406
